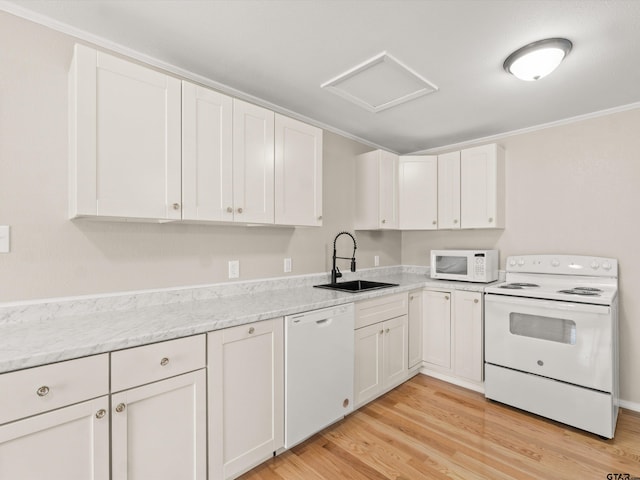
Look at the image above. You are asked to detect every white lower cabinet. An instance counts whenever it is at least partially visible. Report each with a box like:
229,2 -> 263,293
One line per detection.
408,289 -> 424,370
111,370 -> 207,480
422,290 -> 452,369
208,317 -> 284,480
110,335 -> 207,480
452,290 -> 484,383
0,354 -> 110,480
422,289 -> 484,388
354,293 -> 408,408
0,396 -> 110,479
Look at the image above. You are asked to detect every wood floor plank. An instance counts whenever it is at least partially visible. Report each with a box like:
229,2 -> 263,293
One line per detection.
239,375 -> 640,480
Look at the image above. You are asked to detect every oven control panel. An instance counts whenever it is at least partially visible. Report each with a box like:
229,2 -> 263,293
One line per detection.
505,255 -> 617,277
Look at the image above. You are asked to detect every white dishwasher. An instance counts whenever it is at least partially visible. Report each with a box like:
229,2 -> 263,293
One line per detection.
284,303 -> 355,449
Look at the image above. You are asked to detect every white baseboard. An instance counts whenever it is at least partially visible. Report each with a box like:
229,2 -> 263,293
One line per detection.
619,398 -> 640,413
419,369 -> 484,394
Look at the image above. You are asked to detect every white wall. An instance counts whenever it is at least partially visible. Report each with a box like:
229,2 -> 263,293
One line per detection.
0,11 -> 401,302
1,10 -> 638,407
403,108 -> 640,406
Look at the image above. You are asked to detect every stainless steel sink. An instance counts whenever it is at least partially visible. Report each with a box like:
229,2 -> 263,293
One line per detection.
314,280 -> 398,293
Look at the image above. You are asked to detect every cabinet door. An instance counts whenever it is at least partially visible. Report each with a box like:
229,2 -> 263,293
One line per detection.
182,82 -> 233,221
208,318 -> 284,480
383,315 -> 408,388
399,156 -> 438,229
423,290 -> 452,369
354,322 -> 384,407
233,99 -> 275,224
70,44 -> 181,220
274,115 -> 323,226
0,396 -> 109,480
408,291 -> 423,369
453,291 -> 484,382
379,150 -> 399,229
437,151 -> 461,229
460,144 -> 505,229
111,370 -> 207,480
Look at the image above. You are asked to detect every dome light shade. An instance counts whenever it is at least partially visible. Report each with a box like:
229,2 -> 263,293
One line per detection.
504,38 -> 572,81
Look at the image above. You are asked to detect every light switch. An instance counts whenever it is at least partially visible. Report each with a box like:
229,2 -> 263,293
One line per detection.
0,226 -> 9,253
284,258 -> 292,273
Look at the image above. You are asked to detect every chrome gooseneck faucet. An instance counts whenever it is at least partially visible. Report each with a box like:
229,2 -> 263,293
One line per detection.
331,231 -> 357,284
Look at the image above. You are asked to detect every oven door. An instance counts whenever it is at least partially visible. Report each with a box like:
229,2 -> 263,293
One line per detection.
485,294 -> 612,392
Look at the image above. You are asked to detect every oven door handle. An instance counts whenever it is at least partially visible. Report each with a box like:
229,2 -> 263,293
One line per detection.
484,294 -> 611,315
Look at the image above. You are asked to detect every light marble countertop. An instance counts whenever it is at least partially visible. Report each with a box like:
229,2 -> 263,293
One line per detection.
0,266 -> 494,374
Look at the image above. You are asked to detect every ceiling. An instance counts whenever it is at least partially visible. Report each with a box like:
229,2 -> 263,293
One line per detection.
4,0 -> 640,154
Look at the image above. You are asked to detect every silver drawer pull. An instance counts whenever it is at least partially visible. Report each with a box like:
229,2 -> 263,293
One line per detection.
115,403 -> 126,413
248,327 -> 255,334
95,409 -> 107,419
160,357 -> 170,367
36,386 -> 50,397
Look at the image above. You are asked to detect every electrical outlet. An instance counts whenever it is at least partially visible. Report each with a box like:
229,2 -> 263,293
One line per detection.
374,255 -> 380,267
228,260 -> 240,279
284,258 -> 292,273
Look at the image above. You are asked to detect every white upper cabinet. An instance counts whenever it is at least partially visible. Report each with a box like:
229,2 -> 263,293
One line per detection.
437,144 -> 505,230
355,149 -> 399,230
274,114 -> 323,226
69,44 -> 182,221
461,143 -> 505,229
232,99 -> 275,224
399,155 -> 438,230
437,151 -> 461,230
181,82 -> 233,222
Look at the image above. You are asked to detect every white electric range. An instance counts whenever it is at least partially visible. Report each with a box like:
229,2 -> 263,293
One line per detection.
484,254 -> 619,438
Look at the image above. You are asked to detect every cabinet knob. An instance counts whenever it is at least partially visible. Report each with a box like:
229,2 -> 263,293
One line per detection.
381,219 -> 386,224
445,295 -> 449,300
237,207 -> 243,214
488,217 -> 493,223
36,386 -> 50,397
95,409 -> 107,419
432,220 -> 437,225
115,403 -> 126,413
172,203 -> 180,210
318,215 -> 323,220
226,207 -> 233,213
385,328 -> 390,334
160,357 -> 170,367
248,327 -> 255,334
379,329 -> 384,335
453,219 -> 458,224
474,299 -> 479,304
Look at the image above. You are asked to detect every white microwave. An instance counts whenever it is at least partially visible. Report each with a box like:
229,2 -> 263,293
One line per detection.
430,249 -> 499,283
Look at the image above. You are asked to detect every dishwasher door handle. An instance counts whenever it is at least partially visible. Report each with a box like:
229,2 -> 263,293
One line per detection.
316,318 -> 333,326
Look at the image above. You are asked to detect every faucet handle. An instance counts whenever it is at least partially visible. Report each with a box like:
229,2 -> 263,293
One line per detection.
335,266 -> 342,278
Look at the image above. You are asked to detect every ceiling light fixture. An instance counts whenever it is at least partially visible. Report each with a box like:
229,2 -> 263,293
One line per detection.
503,38 -> 572,81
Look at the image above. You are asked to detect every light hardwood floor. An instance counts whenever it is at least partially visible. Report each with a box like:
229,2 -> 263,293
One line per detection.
240,374 -> 640,480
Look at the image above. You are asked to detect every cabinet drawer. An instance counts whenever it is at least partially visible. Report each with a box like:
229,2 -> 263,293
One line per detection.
0,354 -> 109,425
355,292 -> 408,329
111,335 -> 205,392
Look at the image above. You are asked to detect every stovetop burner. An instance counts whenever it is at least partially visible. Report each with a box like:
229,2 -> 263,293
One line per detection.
557,289 -> 601,296
573,287 -> 603,292
499,282 -> 540,289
